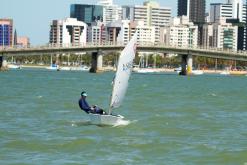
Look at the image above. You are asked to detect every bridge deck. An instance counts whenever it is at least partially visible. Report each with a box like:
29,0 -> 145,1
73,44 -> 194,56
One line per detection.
1,44 -> 247,61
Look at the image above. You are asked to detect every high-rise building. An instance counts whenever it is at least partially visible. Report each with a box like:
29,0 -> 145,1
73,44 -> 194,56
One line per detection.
122,0 -> 171,43
103,5 -> 122,24
177,0 -> 205,24
123,1 -> 171,26
245,0 -> 247,50
106,20 -> 155,45
237,0 -> 247,50
177,0 -> 189,17
119,20 -> 156,45
177,0 -> 205,46
70,4 -> 121,25
210,1 -> 246,23
87,21 -> 106,44
17,36 -> 30,47
202,18 -> 238,51
49,18 -> 87,45
70,4 -> 104,25
230,0 -> 243,21
161,16 -> 198,48
105,21 -> 122,44
210,0 -> 246,50
0,19 -> 13,47
14,29 -> 17,46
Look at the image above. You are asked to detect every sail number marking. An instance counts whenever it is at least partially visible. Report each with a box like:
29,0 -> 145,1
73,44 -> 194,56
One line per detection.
123,61 -> 133,71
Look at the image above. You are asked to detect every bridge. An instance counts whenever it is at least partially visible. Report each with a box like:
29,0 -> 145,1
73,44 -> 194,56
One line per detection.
1,43 -> 247,75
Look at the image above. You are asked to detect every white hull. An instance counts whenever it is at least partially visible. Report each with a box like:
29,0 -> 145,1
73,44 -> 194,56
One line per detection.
70,66 -> 89,71
8,64 -> 21,69
220,71 -> 230,75
192,70 -> 204,75
46,66 -> 59,70
60,66 -> 71,71
133,68 -> 160,73
58,66 -> 89,71
88,113 -> 125,126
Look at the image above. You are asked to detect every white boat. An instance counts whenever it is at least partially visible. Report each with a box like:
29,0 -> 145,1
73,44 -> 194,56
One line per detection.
191,70 -> 204,75
59,65 -> 90,71
88,32 -> 137,126
71,65 -> 90,71
174,67 -> 204,75
60,66 -> 71,71
174,67 -> 181,73
133,68 -> 161,73
133,54 -> 160,73
8,64 -> 21,69
89,113 -> 125,126
46,64 -> 59,70
220,70 -> 230,75
46,55 -> 59,70
8,57 -> 21,69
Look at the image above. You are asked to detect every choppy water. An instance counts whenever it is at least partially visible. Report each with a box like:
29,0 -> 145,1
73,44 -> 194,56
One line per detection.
0,69 -> 247,164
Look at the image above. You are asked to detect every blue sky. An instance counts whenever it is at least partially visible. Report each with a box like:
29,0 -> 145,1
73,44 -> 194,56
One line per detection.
0,0 -> 223,45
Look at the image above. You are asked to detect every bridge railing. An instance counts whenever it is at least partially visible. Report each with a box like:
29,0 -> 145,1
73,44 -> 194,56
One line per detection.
1,42 -> 247,56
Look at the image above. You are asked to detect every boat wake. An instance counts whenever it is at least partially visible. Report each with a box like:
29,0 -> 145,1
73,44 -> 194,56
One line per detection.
70,119 -> 134,127
71,120 -> 92,127
113,119 -> 139,127
112,119 -> 131,127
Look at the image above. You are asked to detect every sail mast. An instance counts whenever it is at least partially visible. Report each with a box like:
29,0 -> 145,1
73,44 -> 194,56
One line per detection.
108,75 -> 116,114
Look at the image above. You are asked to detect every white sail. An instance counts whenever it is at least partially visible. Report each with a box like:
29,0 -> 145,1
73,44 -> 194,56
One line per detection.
109,32 -> 137,113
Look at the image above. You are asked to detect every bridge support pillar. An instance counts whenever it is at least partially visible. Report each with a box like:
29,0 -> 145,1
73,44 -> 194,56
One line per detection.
180,54 -> 192,75
90,51 -> 103,73
56,54 -> 60,66
187,54 -> 193,75
0,56 -> 2,69
0,55 -> 8,71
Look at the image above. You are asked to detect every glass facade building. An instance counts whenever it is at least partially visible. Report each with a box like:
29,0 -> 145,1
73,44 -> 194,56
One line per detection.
0,19 -> 13,47
177,0 -> 205,24
245,0 -> 247,50
177,0 -> 188,17
70,4 -> 104,25
223,29 -> 234,49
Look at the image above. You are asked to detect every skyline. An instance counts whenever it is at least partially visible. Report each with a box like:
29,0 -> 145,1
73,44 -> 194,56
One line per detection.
1,0 -> 223,45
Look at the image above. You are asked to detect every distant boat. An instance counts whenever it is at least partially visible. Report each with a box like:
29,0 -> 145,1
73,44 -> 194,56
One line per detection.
59,65 -> 90,71
46,64 -> 59,71
133,54 -> 160,73
59,53 -> 89,71
59,66 -> 71,71
191,70 -> 204,75
8,56 -> 21,69
174,67 -> 204,75
174,67 -> 181,73
219,67 -> 230,75
133,68 -> 160,73
8,64 -> 21,69
70,65 -> 90,71
220,71 -> 230,75
88,32 -> 137,126
46,55 -> 59,70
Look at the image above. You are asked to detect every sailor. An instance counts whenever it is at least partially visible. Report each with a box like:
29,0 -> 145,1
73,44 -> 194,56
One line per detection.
78,91 -> 105,114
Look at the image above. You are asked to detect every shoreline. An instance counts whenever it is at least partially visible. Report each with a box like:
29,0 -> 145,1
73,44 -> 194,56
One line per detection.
16,65 -> 247,75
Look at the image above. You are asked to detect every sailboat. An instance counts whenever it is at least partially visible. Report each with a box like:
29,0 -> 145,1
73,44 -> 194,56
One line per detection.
46,55 -> 59,71
8,56 -> 21,69
133,54 -> 161,73
88,32 -> 137,126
